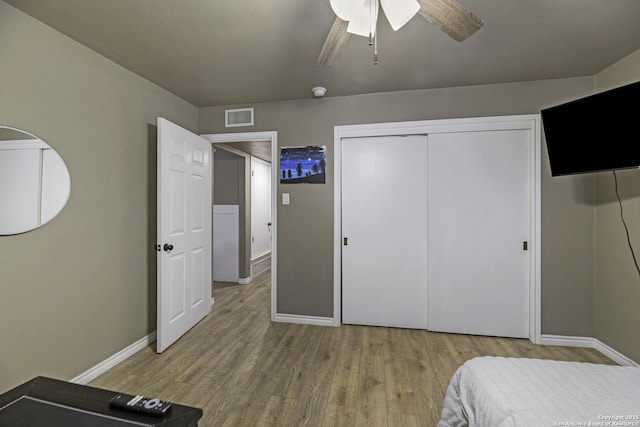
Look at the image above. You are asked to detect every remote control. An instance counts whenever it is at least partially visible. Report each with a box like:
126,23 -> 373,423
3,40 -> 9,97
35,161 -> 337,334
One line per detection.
109,393 -> 172,417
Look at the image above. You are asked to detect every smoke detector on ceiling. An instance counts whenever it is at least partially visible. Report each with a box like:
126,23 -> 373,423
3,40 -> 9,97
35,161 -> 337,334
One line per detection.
312,87 -> 327,98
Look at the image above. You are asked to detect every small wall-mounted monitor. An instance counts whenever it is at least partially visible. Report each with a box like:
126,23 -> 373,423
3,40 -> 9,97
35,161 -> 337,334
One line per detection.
541,81 -> 640,177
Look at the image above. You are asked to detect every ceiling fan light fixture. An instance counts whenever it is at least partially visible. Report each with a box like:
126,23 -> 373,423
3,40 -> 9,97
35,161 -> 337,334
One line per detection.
380,0 -> 420,31
345,0 -> 378,37
317,0 -> 484,67
329,0 -> 367,21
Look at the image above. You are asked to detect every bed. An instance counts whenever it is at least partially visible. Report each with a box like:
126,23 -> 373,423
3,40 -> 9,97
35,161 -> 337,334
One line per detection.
438,356 -> 640,427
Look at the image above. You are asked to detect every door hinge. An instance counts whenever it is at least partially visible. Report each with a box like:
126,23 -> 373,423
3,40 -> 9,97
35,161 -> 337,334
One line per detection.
343,237 -> 348,246
523,241 -> 528,251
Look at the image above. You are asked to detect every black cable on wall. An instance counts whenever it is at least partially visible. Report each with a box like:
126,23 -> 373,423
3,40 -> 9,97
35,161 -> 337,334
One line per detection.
613,170 -> 640,278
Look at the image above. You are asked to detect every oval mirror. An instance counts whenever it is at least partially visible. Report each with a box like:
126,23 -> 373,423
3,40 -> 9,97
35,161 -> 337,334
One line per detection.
0,126 -> 71,235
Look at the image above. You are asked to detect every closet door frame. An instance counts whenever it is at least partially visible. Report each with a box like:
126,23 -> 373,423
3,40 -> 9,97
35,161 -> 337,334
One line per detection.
332,114 -> 542,343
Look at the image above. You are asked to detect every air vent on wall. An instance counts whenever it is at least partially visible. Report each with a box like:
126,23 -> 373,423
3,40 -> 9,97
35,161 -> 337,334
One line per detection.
225,108 -> 254,127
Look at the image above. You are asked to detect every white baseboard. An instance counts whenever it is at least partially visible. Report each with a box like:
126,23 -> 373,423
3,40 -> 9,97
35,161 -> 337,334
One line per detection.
238,277 -> 251,285
540,334 -> 639,367
273,313 -> 336,327
72,296 -> 215,386
70,332 -> 157,385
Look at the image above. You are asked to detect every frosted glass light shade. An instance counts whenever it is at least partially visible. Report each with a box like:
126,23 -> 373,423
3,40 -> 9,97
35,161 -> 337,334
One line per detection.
380,0 -> 420,31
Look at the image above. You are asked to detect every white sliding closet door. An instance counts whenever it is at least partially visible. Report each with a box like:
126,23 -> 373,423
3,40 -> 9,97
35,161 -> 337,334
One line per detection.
342,135 -> 428,329
427,129 -> 530,338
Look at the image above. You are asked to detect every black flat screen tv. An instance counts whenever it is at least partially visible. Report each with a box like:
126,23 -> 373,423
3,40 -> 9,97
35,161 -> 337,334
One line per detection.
541,81 -> 640,176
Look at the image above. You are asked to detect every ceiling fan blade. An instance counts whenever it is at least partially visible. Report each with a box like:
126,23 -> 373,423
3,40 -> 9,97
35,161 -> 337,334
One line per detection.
315,17 -> 350,66
416,0 -> 483,42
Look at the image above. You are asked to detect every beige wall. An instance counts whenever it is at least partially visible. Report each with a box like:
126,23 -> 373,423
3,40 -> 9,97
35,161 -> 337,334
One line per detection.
593,51 -> 640,362
0,2 -> 198,392
199,77 -> 598,328
214,149 -> 242,205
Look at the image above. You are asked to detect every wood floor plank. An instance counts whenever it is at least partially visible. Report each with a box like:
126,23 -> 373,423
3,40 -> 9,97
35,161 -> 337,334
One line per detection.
296,328 -> 344,426
90,272 -> 617,426
270,326 -> 326,426
355,354 -> 387,427
322,325 -> 362,427
382,328 -> 418,418
254,396 -> 283,427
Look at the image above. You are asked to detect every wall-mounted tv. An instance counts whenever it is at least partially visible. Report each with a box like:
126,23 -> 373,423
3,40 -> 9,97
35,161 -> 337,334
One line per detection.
541,81 -> 640,177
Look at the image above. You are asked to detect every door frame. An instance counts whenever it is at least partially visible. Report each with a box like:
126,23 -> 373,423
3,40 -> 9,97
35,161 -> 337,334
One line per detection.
201,131 -> 278,322
333,115 -> 542,343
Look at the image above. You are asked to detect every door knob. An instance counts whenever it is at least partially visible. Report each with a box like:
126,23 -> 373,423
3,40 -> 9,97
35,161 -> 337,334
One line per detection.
163,243 -> 174,252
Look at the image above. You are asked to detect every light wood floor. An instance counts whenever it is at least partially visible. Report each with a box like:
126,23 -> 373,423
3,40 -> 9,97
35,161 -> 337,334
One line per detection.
90,272 -> 615,426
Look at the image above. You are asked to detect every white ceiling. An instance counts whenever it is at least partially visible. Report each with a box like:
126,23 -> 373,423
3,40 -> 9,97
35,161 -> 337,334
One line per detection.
5,0 -> 640,108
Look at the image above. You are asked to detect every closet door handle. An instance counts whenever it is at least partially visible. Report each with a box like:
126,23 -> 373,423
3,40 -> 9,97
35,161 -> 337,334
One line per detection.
163,243 -> 174,252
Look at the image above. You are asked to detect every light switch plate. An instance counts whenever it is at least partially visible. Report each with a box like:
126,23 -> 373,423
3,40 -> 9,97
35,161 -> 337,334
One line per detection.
282,193 -> 290,205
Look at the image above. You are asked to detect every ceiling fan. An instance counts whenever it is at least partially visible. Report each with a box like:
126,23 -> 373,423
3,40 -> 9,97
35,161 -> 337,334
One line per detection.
316,0 -> 484,66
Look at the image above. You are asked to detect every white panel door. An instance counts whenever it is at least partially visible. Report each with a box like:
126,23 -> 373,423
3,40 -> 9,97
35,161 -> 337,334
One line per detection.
427,129 -> 530,338
250,157 -> 272,259
342,135 -> 428,329
213,205 -> 239,282
157,117 -> 212,353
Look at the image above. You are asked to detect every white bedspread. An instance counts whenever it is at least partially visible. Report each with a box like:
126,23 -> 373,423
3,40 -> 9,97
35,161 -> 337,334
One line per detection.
438,356 -> 640,427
